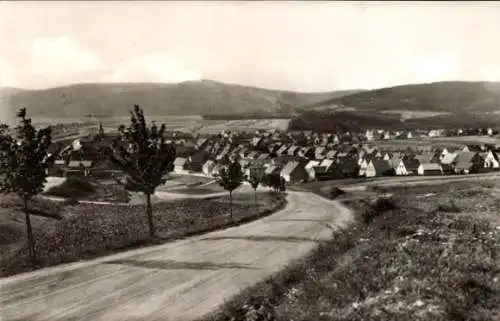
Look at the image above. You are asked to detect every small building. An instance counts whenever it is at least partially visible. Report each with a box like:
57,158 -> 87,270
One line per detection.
280,161 -> 308,184
484,150 -> 500,169
173,157 -> 190,174
365,160 -> 394,178
305,160 -> 321,181
65,160 -> 93,177
395,159 -> 420,176
417,163 -> 443,176
189,150 -> 210,172
202,160 -> 215,176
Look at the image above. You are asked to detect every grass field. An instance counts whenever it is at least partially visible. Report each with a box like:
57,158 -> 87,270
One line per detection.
0,191 -> 286,278
202,180 -> 500,321
35,116 -> 291,134
380,110 -> 451,120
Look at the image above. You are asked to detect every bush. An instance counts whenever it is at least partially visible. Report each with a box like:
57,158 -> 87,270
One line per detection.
330,187 -> 346,199
45,177 -> 96,199
437,200 -> 462,213
362,197 -> 398,225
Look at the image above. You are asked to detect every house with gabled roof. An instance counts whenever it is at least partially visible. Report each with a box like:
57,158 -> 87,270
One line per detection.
413,154 -> 434,165
462,144 -> 482,153
287,145 -> 300,156
305,160 -> 321,181
326,149 -> 338,159
276,144 -> 290,156
314,146 -> 327,160
202,160 -> 216,176
265,164 -> 281,176
418,163 -> 443,176
65,160 -> 93,177
189,150 -> 210,172
298,147 -> 314,159
395,159 -> 420,176
174,157 -> 190,174
334,158 -> 359,178
365,160 -> 394,178
453,151 -> 484,174
484,150 -> 500,169
440,150 -> 459,165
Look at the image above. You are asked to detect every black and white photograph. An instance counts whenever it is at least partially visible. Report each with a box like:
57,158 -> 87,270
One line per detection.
1,1 -> 500,320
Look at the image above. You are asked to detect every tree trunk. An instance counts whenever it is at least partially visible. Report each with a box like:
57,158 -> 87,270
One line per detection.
254,188 -> 258,207
145,193 -> 155,237
23,197 -> 35,262
229,191 -> 233,220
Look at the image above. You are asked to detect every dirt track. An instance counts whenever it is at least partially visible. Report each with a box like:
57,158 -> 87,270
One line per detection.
0,191 -> 352,321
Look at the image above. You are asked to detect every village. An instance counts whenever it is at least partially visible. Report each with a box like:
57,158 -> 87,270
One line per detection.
48,123 -> 500,185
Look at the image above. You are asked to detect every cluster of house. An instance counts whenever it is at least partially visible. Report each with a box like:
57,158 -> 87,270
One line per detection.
45,128 -> 500,185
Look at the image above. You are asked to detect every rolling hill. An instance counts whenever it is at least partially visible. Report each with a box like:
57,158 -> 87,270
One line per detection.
0,80 -> 364,118
308,81 -> 500,113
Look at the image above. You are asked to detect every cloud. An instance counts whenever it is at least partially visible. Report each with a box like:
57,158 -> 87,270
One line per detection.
102,53 -> 202,83
29,36 -> 103,75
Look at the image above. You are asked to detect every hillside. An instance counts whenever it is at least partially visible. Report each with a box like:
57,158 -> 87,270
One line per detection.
309,81 -> 500,112
0,80 -> 363,118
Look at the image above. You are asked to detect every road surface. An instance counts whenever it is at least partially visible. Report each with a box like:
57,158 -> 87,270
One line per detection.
0,191 -> 352,321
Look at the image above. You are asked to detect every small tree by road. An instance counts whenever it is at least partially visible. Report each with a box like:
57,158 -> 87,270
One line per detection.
216,161 -> 244,220
0,108 -> 52,262
246,167 -> 264,209
110,105 -> 176,237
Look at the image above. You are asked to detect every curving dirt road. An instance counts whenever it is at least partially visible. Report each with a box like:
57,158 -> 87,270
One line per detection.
0,191 -> 352,321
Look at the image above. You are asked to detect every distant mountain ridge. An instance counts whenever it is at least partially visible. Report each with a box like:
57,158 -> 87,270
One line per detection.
308,81 -> 500,113
0,80 -> 364,118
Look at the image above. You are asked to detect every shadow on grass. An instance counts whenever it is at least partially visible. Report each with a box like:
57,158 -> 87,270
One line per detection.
102,259 -> 259,271
199,235 -> 320,243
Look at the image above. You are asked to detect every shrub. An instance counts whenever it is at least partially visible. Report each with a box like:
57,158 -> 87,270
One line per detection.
362,197 -> 398,225
436,200 -> 461,213
45,177 -> 96,199
330,187 -> 346,199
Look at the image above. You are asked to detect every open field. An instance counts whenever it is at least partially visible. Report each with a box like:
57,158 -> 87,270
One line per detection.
380,109 -> 451,120
0,192 -> 286,278
33,116 -> 291,133
197,119 -> 291,134
203,180 -> 500,321
428,135 -> 500,145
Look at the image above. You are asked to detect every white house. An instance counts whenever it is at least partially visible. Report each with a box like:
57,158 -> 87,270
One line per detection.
358,158 -> 370,176
365,130 -> 375,142
202,160 -> 215,176
484,150 -> 500,169
305,160 -> 321,181
395,159 -> 419,176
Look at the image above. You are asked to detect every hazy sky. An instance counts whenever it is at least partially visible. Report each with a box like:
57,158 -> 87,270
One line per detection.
1,1 -> 500,92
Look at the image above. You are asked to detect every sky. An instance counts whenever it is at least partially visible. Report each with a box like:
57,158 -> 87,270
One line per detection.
1,1 -> 500,92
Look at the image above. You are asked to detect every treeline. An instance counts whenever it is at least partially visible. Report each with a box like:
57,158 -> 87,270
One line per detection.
289,110 -> 500,132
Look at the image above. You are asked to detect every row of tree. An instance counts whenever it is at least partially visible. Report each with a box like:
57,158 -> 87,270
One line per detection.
0,105 -> 286,263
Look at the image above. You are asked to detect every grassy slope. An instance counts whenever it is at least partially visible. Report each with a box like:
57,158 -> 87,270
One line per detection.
0,191 -> 286,277
1,80 -> 362,118
202,181 -> 500,321
309,81 -> 500,113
